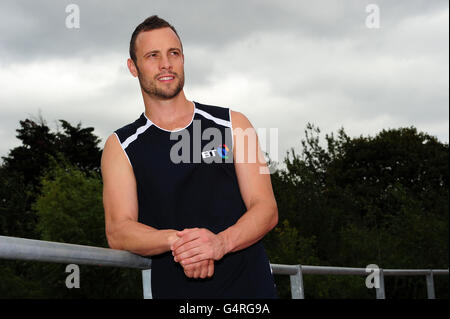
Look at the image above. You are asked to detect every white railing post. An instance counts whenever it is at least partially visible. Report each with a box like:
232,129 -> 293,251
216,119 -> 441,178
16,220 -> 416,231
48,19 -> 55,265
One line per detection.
290,265 -> 304,299
426,271 -> 435,299
142,269 -> 153,299
375,268 -> 385,299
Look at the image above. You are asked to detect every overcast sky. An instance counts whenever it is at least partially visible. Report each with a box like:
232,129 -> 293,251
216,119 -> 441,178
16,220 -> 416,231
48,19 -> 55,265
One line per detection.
0,0 -> 448,165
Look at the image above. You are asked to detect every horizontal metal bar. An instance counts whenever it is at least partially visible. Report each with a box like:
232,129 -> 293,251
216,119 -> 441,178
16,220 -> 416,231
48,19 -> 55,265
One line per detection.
383,269 -> 449,276
301,265 -> 368,275
271,263 -> 299,275
271,263 -> 449,277
1,236 -> 448,277
0,236 -> 152,269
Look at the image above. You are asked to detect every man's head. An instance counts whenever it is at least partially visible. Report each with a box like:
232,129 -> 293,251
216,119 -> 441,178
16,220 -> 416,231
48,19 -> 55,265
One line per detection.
129,15 -> 183,66
128,15 -> 185,100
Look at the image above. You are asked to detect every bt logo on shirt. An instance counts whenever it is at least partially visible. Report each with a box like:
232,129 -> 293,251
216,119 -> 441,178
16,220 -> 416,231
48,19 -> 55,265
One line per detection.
201,144 -> 229,159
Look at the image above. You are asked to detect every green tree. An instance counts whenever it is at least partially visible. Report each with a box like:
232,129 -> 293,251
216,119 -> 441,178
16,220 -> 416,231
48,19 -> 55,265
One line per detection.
0,116 -> 107,298
266,124 -> 448,299
29,158 -> 141,298
0,117 -> 102,239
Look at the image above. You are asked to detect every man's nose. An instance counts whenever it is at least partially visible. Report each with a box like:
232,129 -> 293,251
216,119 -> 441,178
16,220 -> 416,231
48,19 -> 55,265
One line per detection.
160,55 -> 172,71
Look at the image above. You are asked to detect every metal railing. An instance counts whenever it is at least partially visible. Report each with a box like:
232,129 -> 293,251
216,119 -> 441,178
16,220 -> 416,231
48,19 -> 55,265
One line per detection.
0,235 -> 448,299
270,264 -> 449,299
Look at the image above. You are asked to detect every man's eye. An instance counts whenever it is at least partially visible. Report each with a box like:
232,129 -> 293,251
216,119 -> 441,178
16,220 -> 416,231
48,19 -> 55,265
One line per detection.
171,51 -> 179,56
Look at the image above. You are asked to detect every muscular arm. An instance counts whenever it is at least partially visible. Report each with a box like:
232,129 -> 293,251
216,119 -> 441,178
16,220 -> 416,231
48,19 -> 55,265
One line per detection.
172,111 -> 278,264
220,111 -> 279,252
101,134 -> 179,256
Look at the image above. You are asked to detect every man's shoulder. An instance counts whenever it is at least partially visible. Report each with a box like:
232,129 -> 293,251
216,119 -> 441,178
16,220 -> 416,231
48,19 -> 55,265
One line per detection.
113,113 -> 148,144
194,101 -> 233,124
195,101 -> 231,117
194,101 -> 253,130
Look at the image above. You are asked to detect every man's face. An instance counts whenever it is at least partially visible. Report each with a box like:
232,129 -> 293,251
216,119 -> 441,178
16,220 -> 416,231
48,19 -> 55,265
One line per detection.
131,27 -> 185,100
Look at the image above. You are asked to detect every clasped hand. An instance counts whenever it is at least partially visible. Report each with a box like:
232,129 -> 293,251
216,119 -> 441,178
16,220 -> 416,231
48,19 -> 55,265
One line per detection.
171,228 -> 227,279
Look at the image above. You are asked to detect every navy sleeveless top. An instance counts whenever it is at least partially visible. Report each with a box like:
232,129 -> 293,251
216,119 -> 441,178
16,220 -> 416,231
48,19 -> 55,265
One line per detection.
114,101 -> 277,299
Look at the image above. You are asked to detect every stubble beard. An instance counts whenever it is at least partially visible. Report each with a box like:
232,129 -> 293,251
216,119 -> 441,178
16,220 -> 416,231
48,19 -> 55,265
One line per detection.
137,68 -> 185,100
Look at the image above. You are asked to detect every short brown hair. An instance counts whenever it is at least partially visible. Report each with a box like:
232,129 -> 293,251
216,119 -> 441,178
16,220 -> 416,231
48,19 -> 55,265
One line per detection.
129,15 -> 182,64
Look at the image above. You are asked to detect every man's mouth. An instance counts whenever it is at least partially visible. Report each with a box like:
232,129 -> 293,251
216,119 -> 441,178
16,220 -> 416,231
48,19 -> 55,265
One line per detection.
157,75 -> 175,82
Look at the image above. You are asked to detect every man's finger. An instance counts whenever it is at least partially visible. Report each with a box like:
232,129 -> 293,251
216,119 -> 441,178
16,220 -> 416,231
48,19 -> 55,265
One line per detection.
184,268 -> 194,278
176,227 -> 198,236
181,260 -> 213,279
180,253 -> 208,266
170,229 -> 193,250
182,260 -> 204,271
172,229 -> 201,250
200,262 -> 208,279
207,260 -> 214,278
193,263 -> 203,279
174,246 -> 201,262
173,239 -> 202,257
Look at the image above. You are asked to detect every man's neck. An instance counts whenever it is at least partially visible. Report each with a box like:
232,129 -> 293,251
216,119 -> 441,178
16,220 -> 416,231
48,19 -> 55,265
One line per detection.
142,90 -> 194,130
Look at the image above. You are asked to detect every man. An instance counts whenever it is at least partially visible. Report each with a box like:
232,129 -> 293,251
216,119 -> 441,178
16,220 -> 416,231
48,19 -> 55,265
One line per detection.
101,15 -> 278,298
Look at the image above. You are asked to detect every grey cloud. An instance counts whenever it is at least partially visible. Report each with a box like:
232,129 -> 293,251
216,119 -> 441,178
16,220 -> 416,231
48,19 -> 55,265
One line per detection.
0,0 -> 448,161
2,0 -> 447,62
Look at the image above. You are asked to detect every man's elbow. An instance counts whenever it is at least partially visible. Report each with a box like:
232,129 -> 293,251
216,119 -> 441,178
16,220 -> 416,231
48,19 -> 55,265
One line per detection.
106,227 -> 122,250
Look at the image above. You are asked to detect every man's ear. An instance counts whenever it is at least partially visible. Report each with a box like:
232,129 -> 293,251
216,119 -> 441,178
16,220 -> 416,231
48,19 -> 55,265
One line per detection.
127,58 -> 138,77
